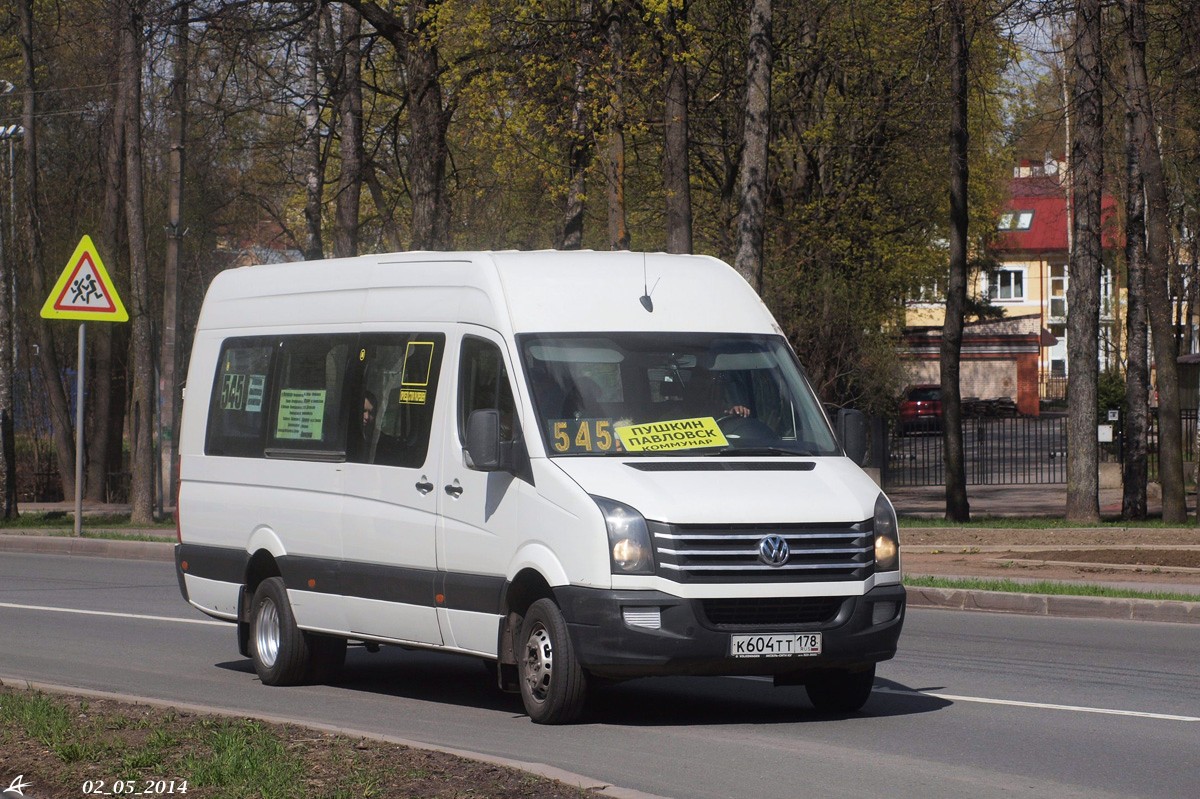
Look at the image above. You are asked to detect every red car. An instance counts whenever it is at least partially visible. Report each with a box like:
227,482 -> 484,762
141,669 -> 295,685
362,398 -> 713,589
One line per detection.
898,384 -> 942,435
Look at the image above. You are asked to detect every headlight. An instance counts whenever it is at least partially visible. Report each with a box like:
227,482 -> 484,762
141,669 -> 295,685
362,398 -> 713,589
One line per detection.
873,493 -> 901,572
592,496 -> 655,575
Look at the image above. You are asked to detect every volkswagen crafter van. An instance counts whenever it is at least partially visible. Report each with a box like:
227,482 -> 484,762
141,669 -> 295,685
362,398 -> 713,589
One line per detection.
175,250 -> 904,724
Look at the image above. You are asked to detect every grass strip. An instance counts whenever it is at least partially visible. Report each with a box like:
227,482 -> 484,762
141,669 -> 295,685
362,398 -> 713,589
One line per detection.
0,687 -> 590,799
899,516 -> 1183,529
905,574 -> 1199,603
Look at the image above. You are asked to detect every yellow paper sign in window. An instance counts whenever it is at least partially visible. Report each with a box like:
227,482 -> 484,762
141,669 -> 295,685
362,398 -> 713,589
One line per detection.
616,417 -> 728,452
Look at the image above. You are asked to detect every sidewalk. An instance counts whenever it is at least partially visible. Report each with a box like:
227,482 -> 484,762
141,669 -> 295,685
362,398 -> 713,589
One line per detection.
887,482 -> 1190,518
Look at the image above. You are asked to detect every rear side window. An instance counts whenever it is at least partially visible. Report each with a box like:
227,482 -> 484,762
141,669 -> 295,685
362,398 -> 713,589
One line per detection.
267,337 -> 354,455
206,340 -> 274,457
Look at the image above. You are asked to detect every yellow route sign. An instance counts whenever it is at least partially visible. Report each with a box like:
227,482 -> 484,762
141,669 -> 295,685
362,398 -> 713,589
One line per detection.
40,235 -> 128,322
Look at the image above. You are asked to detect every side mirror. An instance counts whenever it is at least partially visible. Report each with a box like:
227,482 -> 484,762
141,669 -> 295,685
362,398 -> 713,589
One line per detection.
836,408 -> 869,466
465,409 -> 504,471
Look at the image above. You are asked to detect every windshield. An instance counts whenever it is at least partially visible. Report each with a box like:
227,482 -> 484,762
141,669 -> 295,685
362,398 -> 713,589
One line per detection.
517,332 -> 841,457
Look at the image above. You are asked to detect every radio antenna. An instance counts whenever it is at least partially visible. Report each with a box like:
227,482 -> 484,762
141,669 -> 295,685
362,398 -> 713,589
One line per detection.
639,253 -> 658,312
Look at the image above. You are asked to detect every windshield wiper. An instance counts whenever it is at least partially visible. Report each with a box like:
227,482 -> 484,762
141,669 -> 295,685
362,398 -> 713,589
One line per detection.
709,445 -> 817,457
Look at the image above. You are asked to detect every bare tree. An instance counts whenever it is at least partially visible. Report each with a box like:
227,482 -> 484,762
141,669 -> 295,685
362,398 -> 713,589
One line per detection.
1065,0 -> 1102,523
19,0 -> 77,503
941,0 -> 970,522
733,0 -> 772,291
1123,0 -> 1186,522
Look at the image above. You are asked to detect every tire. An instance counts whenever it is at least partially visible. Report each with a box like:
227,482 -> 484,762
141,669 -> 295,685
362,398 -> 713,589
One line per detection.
518,598 -> 588,724
804,665 -> 876,714
250,577 -> 313,686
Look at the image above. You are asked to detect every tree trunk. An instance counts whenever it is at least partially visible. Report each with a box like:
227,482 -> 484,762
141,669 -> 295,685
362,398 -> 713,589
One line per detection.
334,5 -> 364,258
303,4 -> 326,260
1122,107 -> 1148,520
561,0 -> 595,250
160,0 -> 188,512
122,0 -> 155,524
19,0 -> 77,503
406,0 -> 450,249
941,0 -> 970,522
663,0 -> 692,254
604,2 -> 630,250
1124,0 -> 1186,522
733,0 -> 772,292
88,13 -> 129,504
1065,0 -> 1103,523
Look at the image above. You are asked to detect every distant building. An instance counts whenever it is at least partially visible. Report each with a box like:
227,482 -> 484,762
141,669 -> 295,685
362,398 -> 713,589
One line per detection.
905,157 -> 1122,405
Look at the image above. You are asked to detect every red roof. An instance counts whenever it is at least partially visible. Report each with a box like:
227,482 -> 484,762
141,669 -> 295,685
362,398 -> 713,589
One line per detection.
993,177 -> 1122,254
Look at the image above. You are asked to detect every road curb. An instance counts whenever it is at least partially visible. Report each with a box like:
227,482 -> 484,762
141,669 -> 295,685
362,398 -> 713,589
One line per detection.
907,585 -> 1200,624
0,534 -> 173,561
0,677 -> 670,799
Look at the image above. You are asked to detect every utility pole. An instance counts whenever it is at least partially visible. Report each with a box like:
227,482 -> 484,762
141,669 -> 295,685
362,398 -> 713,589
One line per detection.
0,79 -> 24,519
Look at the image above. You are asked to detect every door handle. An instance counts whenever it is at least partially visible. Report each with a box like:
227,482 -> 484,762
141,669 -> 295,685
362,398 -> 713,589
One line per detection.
444,482 -> 464,498
415,480 -> 434,495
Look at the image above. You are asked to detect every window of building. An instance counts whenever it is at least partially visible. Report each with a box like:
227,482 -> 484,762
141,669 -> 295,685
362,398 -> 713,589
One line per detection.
998,211 -> 1034,231
988,268 -> 1025,301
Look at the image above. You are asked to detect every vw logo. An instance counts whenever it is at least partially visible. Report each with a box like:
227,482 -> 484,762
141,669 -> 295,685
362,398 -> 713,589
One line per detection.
758,534 -> 790,567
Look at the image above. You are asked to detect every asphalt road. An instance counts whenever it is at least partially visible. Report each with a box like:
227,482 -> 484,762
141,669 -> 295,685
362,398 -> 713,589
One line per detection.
2,553 -> 1198,799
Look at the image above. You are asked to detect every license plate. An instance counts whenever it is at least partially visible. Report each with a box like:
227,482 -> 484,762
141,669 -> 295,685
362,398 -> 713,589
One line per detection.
730,633 -> 822,658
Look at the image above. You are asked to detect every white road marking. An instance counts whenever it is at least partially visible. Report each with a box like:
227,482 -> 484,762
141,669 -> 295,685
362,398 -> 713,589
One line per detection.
873,686 -> 1200,722
0,601 -> 226,627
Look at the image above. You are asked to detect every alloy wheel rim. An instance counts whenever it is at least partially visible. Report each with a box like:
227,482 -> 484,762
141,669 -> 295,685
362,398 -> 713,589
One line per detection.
255,598 -> 281,668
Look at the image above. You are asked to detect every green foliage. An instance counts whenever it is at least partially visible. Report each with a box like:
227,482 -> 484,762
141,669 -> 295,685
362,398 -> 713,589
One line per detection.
1098,369 -> 1125,414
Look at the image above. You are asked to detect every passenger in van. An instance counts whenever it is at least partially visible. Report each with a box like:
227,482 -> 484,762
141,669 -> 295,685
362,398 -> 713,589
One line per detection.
685,368 -> 750,419
362,390 -> 378,432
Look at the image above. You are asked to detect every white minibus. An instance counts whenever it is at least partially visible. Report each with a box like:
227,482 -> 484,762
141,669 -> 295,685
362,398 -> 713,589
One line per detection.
175,250 -> 904,723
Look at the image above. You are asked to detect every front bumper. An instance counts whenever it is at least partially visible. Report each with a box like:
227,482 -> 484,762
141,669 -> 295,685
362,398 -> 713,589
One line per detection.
553,583 -> 905,680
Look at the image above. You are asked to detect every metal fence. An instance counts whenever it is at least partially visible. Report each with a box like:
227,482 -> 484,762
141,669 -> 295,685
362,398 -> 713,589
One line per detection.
883,410 -> 1198,488
884,415 -> 1067,488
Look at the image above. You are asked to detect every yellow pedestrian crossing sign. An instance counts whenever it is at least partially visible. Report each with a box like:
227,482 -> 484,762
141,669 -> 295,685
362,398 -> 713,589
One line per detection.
40,235 -> 128,322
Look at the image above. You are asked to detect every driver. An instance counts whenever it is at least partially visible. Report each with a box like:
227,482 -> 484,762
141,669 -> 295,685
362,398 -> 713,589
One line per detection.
685,368 -> 750,418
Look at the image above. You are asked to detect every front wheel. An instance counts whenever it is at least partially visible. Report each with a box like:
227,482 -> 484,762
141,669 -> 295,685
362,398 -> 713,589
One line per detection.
518,598 -> 588,724
804,665 -> 876,714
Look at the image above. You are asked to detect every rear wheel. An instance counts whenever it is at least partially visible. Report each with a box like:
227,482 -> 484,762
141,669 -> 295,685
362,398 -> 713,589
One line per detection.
805,665 -> 875,713
250,577 -> 313,686
518,598 -> 588,724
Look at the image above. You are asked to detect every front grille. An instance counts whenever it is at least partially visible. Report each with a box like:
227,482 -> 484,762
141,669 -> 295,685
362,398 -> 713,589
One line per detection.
650,520 -> 874,583
702,597 -> 846,627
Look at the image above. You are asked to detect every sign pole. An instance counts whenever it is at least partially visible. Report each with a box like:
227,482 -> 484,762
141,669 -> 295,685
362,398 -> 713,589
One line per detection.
74,322 -> 85,537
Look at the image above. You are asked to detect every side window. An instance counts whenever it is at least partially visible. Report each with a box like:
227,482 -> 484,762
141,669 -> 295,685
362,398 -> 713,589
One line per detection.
352,333 -> 445,468
458,336 -> 517,444
206,339 -> 273,457
267,336 -> 354,455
